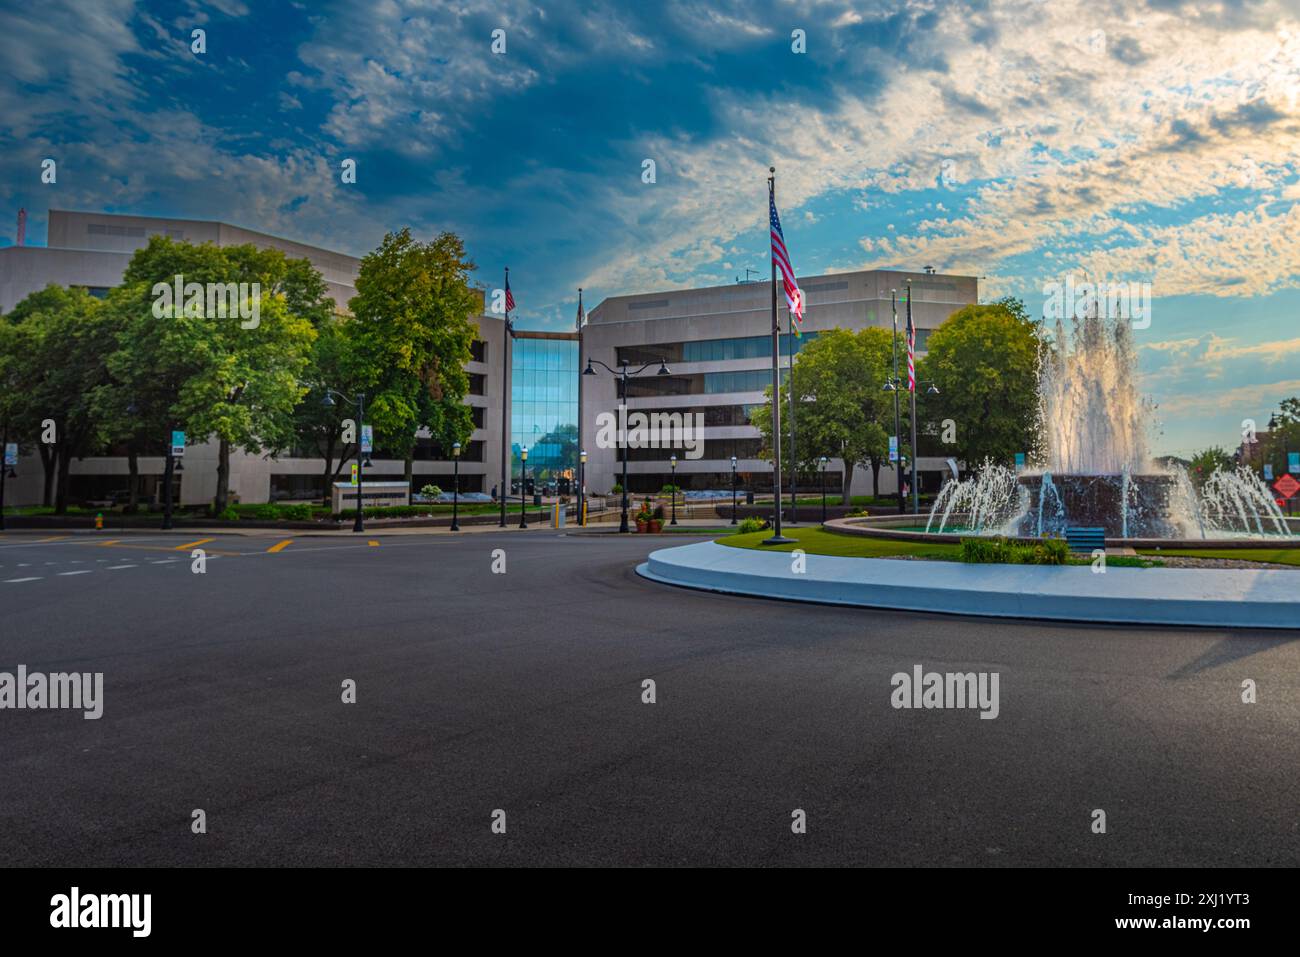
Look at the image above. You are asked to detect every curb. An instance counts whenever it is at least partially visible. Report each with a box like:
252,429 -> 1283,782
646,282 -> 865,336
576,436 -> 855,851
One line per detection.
637,541 -> 1300,630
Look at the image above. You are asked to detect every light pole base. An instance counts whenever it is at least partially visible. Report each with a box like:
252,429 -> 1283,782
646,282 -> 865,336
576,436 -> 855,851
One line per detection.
761,535 -> 796,545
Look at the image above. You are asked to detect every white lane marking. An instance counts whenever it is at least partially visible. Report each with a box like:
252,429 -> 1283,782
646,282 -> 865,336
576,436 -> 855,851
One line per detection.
150,559 -> 179,565
105,564 -> 137,570
18,563 -> 30,567
4,577 -> 42,583
71,560 -> 84,564
57,570 -> 92,576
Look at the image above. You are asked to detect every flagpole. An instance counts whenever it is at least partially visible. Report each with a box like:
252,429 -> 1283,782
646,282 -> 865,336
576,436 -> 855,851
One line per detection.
787,306 -> 798,524
907,278 -> 919,516
764,168 -> 792,544
499,266 -> 511,528
892,289 -> 904,515
576,286 -> 584,526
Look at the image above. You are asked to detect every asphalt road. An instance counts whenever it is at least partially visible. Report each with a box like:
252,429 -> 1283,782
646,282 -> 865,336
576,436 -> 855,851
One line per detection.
0,528 -> 1297,867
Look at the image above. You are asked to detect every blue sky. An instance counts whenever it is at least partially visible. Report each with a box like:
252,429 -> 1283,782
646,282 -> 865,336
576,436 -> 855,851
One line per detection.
2,0 -> 1300,458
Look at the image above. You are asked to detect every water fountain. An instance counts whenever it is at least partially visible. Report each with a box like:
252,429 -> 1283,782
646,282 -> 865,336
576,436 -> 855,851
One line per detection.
921,313 -> 1292,542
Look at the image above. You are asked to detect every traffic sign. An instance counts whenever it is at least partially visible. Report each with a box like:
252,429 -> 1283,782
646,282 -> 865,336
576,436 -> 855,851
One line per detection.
1273,473 -> 1300,500
350,463 -> 358,486
3,442 -> 16,467
170,430 -> 186,457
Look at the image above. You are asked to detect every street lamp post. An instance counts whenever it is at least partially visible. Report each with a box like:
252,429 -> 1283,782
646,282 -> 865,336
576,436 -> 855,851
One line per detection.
819,455 -> 828,524
0,424 -> 14,532
889,289 -> 904,515
519,445 -> 529,529
669,454 -> 678,526
450,441 -> 461,532
583,356 -> 671,533
322,389 -> 367,532
882,377 -> 940,515
730,455 -> 738,525
579,449 -> 587,526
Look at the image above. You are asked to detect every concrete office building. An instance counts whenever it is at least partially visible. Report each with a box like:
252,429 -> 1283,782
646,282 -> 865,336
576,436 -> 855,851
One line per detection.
580,269 -> 978,498
1,210 -> 509,507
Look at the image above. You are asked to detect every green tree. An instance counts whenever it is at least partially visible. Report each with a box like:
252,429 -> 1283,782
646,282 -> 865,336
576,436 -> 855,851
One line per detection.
917,299 -> 1042,472
0,286 -> 119,511
343,229 -> 479,483
1188,446 -> 1234,486
1253,398 -> 1300,483
106,236 -> 326,512
750,327 -> 895,502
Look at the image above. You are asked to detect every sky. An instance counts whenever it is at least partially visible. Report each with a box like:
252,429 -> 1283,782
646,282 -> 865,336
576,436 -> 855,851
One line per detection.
2,0 -> 1299,458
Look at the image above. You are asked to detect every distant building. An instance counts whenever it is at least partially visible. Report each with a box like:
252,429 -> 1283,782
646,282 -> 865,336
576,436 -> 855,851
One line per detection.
580,269 -> 978,497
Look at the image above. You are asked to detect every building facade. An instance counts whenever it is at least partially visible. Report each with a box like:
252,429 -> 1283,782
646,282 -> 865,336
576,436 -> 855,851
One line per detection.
1,210 -> 506,507
2,210 -> 977,510
580,269 -> 978,497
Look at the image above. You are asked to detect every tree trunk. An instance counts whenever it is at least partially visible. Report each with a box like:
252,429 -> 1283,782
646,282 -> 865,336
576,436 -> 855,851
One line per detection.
38,444 -> 56,507
841,462 -> 854,505
870,458 -> 881,497
54,445 -> 71,515
126,448 -> 139,513
321,450 -> 334,508
404,454 -> 413,487
214,438 -> 231,513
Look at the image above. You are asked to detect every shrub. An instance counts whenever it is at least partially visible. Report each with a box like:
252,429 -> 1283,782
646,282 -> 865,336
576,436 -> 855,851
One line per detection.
281,503 -> 313,521
252,503 -> 281,520
961,535 -> 1068,565
652,504 -> 665,520
420,484 -> 442,500
216,506 -> 240,521
1033,537 -> 1069,565
660,483 -> 680,494
737,516 -> 764,534
611,483 -> 623,494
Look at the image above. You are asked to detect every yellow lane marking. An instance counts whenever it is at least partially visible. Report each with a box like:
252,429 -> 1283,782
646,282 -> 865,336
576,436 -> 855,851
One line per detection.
35,535 -> 71,543
174,538 -> 215,551
102,543 -> 241,556
368,540 -> 380,547
97,539 -> 121,546
267,539 -> 293,553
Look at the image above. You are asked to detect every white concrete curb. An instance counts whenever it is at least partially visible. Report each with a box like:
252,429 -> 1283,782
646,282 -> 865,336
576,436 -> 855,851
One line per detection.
637,541 -> 1300,629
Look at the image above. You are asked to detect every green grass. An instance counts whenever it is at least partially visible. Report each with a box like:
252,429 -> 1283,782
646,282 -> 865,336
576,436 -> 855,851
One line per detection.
1135,547 -> 1300,567
718,526 -> 960,560
718,527 -> 1174,567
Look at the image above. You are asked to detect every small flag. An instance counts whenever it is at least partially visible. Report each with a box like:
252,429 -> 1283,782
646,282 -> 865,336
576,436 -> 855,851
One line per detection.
576,288 -> 585,330
505,275 -> 516,314
769,185 -> 803,324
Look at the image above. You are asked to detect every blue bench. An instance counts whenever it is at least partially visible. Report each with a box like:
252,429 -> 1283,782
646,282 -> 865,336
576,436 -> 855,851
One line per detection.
1064,527 -> 1105,552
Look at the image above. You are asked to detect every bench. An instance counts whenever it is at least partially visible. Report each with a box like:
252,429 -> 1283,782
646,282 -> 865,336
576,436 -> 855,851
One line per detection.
1064,527 -> 1105,552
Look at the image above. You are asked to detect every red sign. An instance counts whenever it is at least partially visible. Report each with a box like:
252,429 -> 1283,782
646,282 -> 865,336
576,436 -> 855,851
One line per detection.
1273,473 -> 1300,500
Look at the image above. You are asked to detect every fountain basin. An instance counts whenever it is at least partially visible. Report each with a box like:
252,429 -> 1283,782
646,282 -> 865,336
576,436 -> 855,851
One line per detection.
1019,473 -> 1178,538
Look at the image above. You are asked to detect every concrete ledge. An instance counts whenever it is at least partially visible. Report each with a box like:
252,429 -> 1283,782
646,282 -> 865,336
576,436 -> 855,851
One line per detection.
637,541 -> 1300,629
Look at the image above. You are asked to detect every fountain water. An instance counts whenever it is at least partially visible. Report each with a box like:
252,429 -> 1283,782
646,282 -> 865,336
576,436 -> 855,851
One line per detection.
923,313 -> 1293,541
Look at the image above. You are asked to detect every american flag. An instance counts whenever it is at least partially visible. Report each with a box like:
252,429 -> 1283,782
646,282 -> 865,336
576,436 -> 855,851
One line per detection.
769,187 -> 803,323
905,288 -> 916,392
505,275 -> 516,314
576,288 -> 585,329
